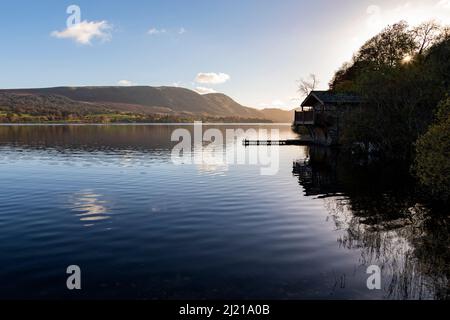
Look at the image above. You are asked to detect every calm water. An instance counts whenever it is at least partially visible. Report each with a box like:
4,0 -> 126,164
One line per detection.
0,125 -> 448,300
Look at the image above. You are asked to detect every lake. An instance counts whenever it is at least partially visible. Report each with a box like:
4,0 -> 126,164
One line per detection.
0,124 -> 448,299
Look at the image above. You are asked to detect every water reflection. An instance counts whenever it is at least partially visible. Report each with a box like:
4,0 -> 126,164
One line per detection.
293,147 -> 450,299
0,124 -> 295,152
0,125 -> 289,174
1,125 -> 448,299
69,191 -> 111,227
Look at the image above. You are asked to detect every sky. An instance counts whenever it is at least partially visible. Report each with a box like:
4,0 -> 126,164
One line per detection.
1,0 -> 449,110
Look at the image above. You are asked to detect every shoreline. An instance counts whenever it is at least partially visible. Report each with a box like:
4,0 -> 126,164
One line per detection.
0,122 -> 293,126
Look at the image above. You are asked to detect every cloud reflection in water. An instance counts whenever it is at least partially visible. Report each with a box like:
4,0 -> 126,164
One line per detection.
70,191 -> 111,227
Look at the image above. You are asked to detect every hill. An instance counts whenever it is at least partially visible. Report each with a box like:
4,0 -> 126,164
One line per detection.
0,86 -> 293,123
260,108 -> 296,123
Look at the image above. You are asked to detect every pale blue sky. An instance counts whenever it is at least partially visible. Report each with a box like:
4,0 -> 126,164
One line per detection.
0,0 -> 449,109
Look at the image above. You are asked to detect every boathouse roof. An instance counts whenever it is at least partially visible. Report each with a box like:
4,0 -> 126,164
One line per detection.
301,91 -> 362,107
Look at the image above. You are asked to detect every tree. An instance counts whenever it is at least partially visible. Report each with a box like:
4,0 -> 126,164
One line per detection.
415,98 -> 450,201
329,62 -> 361,91
328,21 -> 450,160
330,22 -> 415,91
331,21 -> 450,92
298,74 -> 319,97
355,21 -> 416,69
412,20 -> 443,54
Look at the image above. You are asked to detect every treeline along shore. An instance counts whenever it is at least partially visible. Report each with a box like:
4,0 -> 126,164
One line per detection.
0,87 -> 293,124
308,20 -> 450,203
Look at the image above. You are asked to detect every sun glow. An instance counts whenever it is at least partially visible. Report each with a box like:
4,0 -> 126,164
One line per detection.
402,54 -> 414,64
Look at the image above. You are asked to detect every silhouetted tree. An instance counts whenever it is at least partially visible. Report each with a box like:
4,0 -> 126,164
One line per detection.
298,74 -> 319,97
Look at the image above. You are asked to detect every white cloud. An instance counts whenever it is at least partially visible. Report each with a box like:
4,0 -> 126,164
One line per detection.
195,72 -> 230,85
195,87 -> 217,94
148,27 -> 186,36
51,20 -> 112,45
117,80 -> 135,86
148,28 -> 166,35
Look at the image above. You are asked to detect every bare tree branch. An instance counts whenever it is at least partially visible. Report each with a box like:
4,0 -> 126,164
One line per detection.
412,20 -> 442,55
298,74 -> 319,98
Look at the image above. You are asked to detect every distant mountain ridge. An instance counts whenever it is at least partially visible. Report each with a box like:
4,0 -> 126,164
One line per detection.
0,86 -> 293,122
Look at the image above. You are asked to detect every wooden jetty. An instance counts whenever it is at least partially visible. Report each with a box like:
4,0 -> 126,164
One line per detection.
243,139 -> 312,146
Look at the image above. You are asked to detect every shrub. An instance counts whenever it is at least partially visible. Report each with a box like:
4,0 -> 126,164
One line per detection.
414,98 -> 450,201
